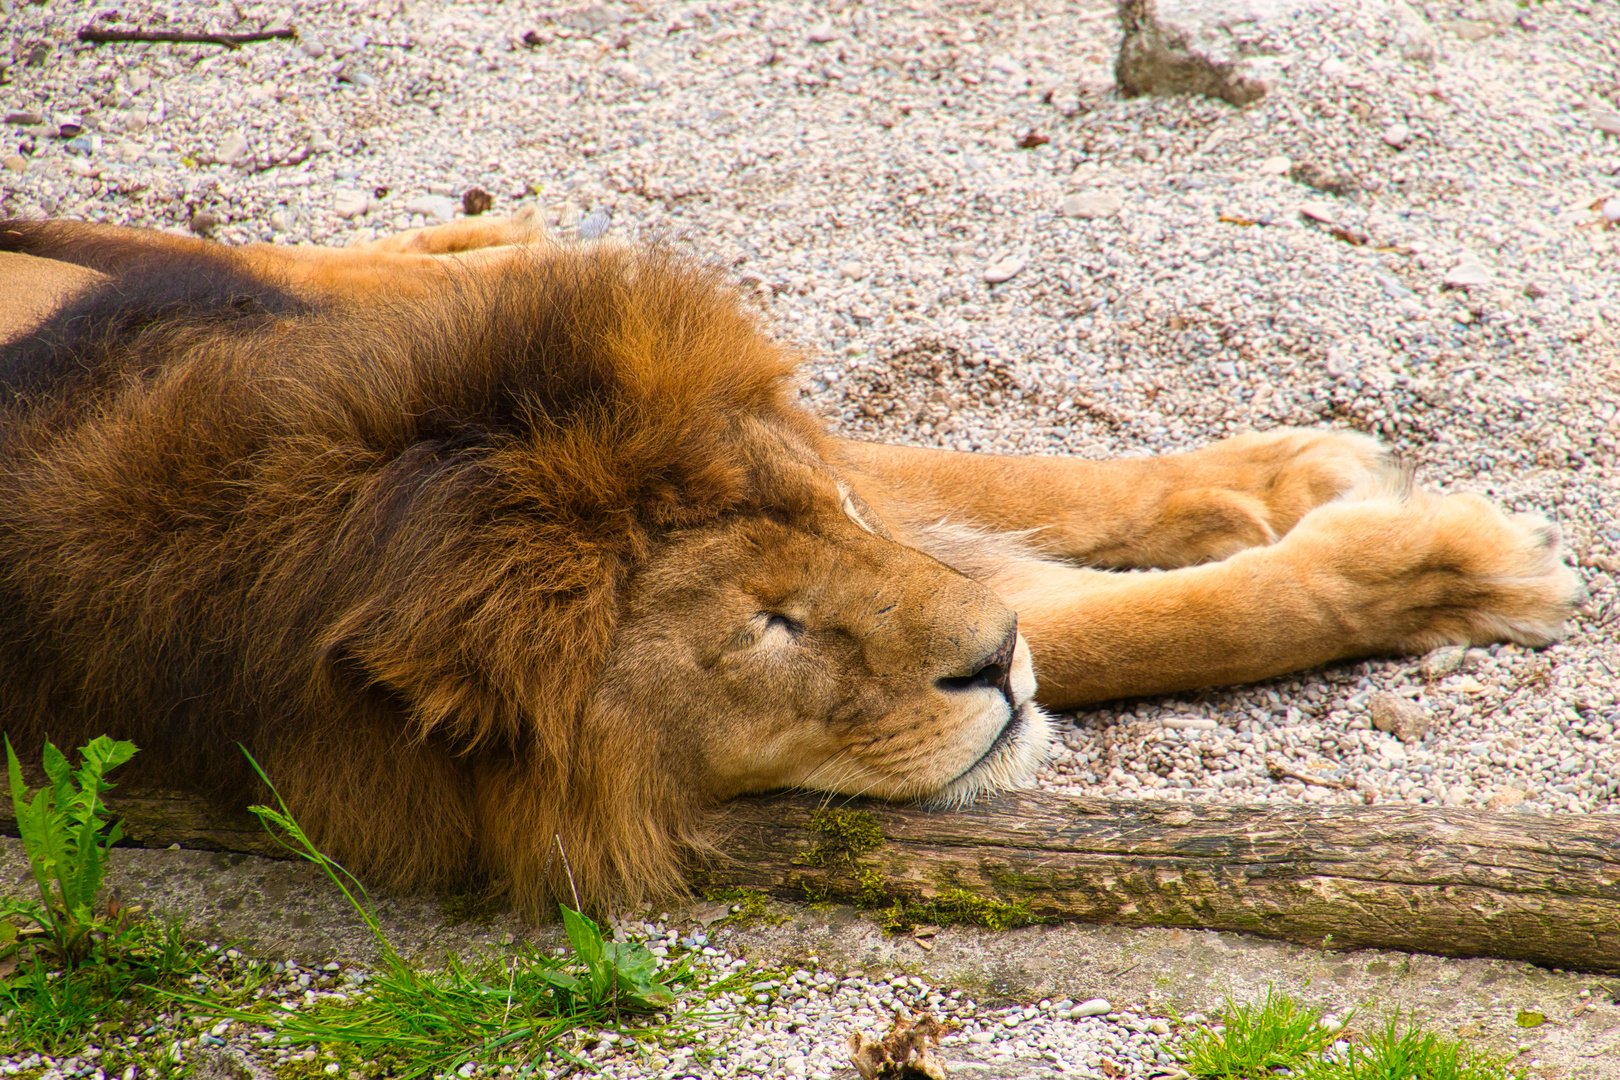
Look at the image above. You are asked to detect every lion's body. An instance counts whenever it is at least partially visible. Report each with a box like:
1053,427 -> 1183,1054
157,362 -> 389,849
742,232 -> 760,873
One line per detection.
0,216 -> 1583,910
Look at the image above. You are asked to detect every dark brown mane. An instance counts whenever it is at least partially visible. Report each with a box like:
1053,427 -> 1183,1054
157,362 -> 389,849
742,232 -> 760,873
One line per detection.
0,240 -> 814,909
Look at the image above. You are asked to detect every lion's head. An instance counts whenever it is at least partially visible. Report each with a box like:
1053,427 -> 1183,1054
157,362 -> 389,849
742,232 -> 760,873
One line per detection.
0,233 -> 1049,912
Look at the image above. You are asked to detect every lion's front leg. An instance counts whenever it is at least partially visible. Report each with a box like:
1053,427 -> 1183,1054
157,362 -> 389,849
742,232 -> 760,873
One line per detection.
991,483 -> 1584,709
840,428 -> 1396,569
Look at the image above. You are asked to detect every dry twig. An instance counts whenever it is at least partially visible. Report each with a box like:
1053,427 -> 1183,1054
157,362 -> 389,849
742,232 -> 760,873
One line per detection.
77,27 -> 297,49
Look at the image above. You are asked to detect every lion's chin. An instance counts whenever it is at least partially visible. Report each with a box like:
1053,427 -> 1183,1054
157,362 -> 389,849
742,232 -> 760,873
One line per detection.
926,701 -> 1054,808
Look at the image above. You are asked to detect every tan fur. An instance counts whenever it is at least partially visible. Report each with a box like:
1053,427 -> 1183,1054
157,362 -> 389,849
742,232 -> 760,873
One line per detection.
0,216 -> 1582,911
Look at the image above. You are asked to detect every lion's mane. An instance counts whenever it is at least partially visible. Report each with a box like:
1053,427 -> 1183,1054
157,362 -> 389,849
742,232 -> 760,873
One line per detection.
0,233 -> 815,910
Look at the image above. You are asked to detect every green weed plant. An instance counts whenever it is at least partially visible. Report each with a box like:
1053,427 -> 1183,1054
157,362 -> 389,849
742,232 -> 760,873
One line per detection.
1176,988 -> 1525,1080
3,736 -> 215,1053
5,734 -> 138,967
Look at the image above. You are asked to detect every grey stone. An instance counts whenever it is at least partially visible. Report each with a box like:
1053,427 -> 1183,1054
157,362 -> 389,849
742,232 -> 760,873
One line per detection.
333,189 -> 370,220
1368,692 -> 1432,743
578,209 -> 612,238
1382,122 -> 1411,147
405,194 -> 458,223
1420,645 -> 1466,679
1324,346 -> 1358,379
1116,0 -> 1280,105
191,1048 -> 275,1080
217,131 -> 250,165
1592,111 -> 1620,138
1299,200 -> 1337,223
1445,19 -> 1498,42
1060,192 -> 1123,219
4,111 -> 44,126
1116,0 -> 1436,106
983,255 -> 1025,284
1069,998 -> 1110,1017
1444,261 -> 1493,288
563,4 -> 632,33
1374,272 -> 1412,299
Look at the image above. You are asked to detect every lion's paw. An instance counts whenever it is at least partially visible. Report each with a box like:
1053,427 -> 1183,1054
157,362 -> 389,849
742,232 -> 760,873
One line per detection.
1287,488 -> 1585,653
1185,428 -> 1400,539
354,205 -> 553,256
1429,496 -> 1586,648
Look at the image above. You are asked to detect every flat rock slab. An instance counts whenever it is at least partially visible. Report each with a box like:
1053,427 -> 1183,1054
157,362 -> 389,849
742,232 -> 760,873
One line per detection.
1115,0 -> 1438,105
5,839 -> 1618,1076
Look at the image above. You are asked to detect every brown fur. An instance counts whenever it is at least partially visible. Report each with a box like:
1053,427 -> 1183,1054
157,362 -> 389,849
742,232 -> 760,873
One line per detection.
0,217 -> 1583,912
1,234 -> 821,909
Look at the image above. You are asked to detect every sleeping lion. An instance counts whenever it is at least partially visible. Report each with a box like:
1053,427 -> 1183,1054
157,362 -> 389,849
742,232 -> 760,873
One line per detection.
0,213 -> 1582,912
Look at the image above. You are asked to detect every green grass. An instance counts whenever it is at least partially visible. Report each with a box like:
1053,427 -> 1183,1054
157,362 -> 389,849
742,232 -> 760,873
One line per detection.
168,750 -> 752,1078
1175,988 -> 1526,1080
1175,987 -> 1341,1078
0,916 -> 263,1056
3,740 -> 751,1076
1298,1012 -> 1528,1080
197,940 -> 749,1078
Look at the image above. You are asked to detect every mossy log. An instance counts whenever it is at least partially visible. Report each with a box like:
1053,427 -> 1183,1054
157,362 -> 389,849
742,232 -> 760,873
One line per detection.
4,784 -> 1617,973
711,793 -> 1620,974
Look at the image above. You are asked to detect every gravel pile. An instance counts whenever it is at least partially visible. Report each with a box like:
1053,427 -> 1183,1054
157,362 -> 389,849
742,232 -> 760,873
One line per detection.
4,0 -> 1618,1075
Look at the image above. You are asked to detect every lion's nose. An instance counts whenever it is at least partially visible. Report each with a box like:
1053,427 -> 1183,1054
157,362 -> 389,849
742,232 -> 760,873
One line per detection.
936,618 -> 1018,707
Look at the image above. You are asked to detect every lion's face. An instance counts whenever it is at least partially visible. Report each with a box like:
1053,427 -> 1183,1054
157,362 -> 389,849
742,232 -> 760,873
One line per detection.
595,421 -> 1050,806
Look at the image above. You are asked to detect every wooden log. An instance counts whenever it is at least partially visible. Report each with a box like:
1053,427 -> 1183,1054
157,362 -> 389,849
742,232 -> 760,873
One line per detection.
710,793 -> 1620,974
3,784 -> 1617,973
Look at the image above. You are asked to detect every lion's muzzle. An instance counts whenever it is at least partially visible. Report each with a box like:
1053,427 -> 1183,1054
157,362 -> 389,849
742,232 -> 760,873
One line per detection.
936,618 -> 1020,710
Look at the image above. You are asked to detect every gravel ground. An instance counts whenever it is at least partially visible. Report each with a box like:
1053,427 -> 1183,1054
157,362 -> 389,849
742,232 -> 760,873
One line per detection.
4,0 -> 1619,1076
0,924 -> 1192,1080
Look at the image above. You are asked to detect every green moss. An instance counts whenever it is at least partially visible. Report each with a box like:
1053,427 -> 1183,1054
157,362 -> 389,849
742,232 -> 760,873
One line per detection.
853,867 -> 889,909
790,810 -> 1034,931
700,887 -> 786,928
798,808 -> 884,868
875,890 -> 1040,934
795,808 -> 889,905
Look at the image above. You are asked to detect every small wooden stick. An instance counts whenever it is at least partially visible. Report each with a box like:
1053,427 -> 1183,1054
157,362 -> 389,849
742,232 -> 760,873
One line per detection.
1266,757 -> 1351,790
76,27 -> 297,49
